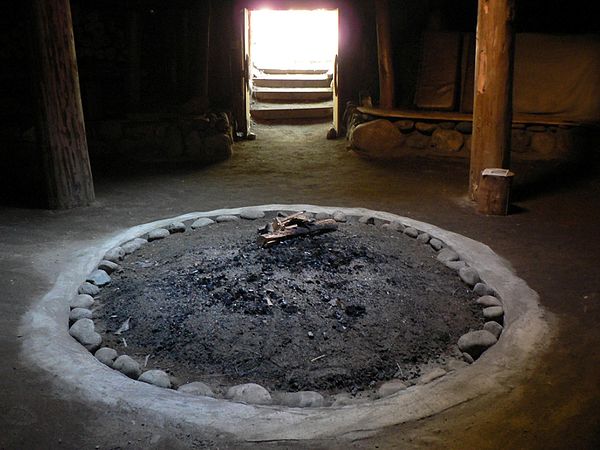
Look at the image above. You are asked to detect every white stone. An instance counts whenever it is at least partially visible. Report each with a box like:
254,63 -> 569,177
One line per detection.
437,248 -> 459,263
78,282 -> 99,296
404,227 -> 419,238
86,269 -> 111,287
215,215 -> 240,223
70,294 -> 94,309
476,295 -> 502,307
69,319 -> 102,352
104,247 -> 125,263
445,260 -> 467,271
417,233 -> 431,243
191,218 -> 215,229
458,330 -> 498,359
97,260 -> 120,274
240,209 -> 265,220
147,228 -> 170,241
332,211 -> 347,222
473,282 -> 495,296
429,238 -> 444,251
167,222 -> 186,233
69,307 -> 92,322
177,381 -> 216,398
459,267 -> 480,286
225,383 -> 272,405
94,347 -> 118,367
138,370 -> 172,388
113,355 -> 142,379
484,321 -> 504,339
483,306 -> 504,321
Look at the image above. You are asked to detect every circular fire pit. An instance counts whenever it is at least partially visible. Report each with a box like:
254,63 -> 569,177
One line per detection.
23,205 -> 551,442
92,211 -> 484,403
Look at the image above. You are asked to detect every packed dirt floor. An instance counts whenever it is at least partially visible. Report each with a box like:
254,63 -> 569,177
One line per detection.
1,121 -> 600,449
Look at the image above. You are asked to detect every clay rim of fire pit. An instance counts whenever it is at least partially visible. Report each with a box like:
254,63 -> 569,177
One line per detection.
20,205 -> 553,442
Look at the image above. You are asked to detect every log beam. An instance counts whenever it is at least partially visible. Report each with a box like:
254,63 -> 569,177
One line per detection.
31,0 -> 95,209
375,0 -> 395,109
469,0 -> 515,200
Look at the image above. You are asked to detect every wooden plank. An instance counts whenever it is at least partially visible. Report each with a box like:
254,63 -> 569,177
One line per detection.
31,0 -> 95,209
469,0 -> 516,200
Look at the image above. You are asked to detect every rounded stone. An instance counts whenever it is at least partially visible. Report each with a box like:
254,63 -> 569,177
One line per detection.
473,282 -> 495,296
403,227 -> 419,238
417,232 -> 431,244
376,380 -> 408,398
69,307 -> 92,322
476,295 -> 502,307
462,352 -> 475,364
113,355 -> 142,379
429,238 -> 444,251
94,347 -> 118,367
69,318 -> 102,352
138,370 -> 172,388
97,260 -> 120,274
191,218 -> 215,229
177,381 -> 216,398
431,129 -> 464,152
484,321 -> 504,339
350,119 -> 405,158
104,247 -> 125,263
531,132 -> 556,156
406,132 -> 429,149
418,367 -> 447,384
167,222 -> 186,233
215,215 -> 240,223
415,122 -> 437,135
459,267 -> 480,286
240,209 -> 265,220
274,391 -> 324,408
483,306 -> 505,321
70,294 -> 94,309
121,238 -> 147,255
437,248 -> 459,263
458,330 -> 498,359
315,212 -> 332,220
332,211 -> 347,222
225,383 -> 272,405
445,260 -> 467,271
147,228 -> 170,241
86,269 -> 111,287
78,282 -> 99,296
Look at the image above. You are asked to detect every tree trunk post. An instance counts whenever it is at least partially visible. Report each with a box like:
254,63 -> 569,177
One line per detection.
31,0 -> 95,209
375,0 -> 395,109
469,0 -> 516,201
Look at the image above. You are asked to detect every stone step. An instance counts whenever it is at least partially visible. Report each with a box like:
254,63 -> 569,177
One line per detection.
251,101 -> 333,120
260,68 -> 330,75
253,74 -> 332,89
253,87 -> 333,102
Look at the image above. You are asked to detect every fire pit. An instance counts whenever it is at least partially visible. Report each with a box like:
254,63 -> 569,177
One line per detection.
78,209 -> 491,405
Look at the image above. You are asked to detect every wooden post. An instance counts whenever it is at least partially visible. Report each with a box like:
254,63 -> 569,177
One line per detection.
375,0 -> 395,109
469,0 -> 515,200
31,0 -> 95,209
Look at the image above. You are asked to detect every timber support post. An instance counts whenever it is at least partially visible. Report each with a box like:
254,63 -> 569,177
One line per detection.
31,0 -> 95,209
375,0 -> 395,109
469,0 -> 516,201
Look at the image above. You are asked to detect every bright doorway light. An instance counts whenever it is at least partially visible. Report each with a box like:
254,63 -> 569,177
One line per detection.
250,9 -> 338,71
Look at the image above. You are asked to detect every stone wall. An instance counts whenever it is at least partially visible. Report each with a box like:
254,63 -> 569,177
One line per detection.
346,106 -> 587,162
87,112 -> 234,164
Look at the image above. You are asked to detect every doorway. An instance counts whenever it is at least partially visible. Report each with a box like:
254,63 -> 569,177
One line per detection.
245,9 -> 339,125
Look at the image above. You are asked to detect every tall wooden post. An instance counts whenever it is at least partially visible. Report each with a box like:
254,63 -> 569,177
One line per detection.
469,0 -> 515,200
30,0 -> 94,209
375,0 -> 395,109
